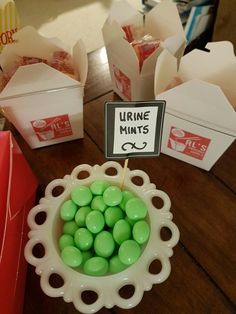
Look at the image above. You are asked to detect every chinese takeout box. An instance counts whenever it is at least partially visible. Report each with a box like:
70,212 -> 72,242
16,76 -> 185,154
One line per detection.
102,0 -> 185,101
155,41 -> 236,170
0,26 -> 88,148
0,131 -> 37,314
0,0 -> 20,52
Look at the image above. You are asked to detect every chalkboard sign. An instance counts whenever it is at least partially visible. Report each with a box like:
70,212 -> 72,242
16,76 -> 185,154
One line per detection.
105,100 -> 166,159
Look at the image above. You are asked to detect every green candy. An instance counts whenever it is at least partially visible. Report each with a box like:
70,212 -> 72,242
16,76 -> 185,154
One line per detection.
63,221 -> 78,236
71,186 -> 93,206
118,240 -> 141,265
74,228 -> 93,251
86,210 -> 105,234
91,195 -> 107,212
109,255 -> 127,274
103,186 -> 123,207
125,197 -> 147,221
81,250 -> 93,265
83,256 -> 109,276
113,219 -> 131,245
90,180 -> 110,195
104,206 -> 124,228
125,216 -> 136,227
133,220 -> 150,244
58,234 -> 74,250
94,231 -> 115,258
59,182 -> 150,275
60,200 -> 77,221
75,206 -> 91,227
119,190 -> 134,210
61,246 -> 82,267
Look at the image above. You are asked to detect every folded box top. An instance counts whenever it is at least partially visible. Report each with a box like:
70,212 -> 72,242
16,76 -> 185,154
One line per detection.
155,41 -> 236,136
103,0 -> 185,75
0,26 -> 88,97
157,79 -> 236,137
155,41 -> 236,108
106,0 -> 185,41
0,63 -> 81,100
179,42 -> 236,108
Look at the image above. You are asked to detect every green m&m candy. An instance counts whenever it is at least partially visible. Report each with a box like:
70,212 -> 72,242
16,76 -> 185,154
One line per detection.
71,186 -> 93,206
74,206 -> 91,227
91,195 -> 107,212
125,197 -> 147,220
74,228 -> 93,251
86,210 -> 105,234
133,220 -> 150,244
125,216 -> 136,227
103,186 -> 123,206
104,206 -> 124,228
58,234 -> 74,250
109,255 -> 127,274
118,240 -> 141,265
83,256 -> 109,276
61,246 -> 82,267
90,180 -> 110,195
113,219 -> 131,245
94,231 -> 115,258
81,250 -> 93,265
63,221 -> 78,236
119,190 -> 134,210
60,200 -> 77,221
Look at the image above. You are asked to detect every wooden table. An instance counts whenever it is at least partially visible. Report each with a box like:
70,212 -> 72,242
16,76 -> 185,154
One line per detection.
10,47 -> 235,314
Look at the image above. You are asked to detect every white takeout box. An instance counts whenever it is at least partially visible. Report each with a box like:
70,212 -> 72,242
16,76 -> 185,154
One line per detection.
0,26 -> 88,148
102,0 -> 185,101
155,41 -> 236,170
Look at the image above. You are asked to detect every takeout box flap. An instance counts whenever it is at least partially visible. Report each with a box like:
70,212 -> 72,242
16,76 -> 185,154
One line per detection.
154,49 -> 178,96
0,63 -> 80,100
103,20 -> 139,72
178,41 -> 236,108
155,41 -> 236,108
141,45 -> 163,75
162,34 -> 186,60
107,0 -> 143,27
73,39 -> 88,85
103,19 -> 127,45
179,41 -> 236,80
145,0 -> 185,41
157,79 -> 236,136
0,26 -> 67,73
0,25 -> 87,88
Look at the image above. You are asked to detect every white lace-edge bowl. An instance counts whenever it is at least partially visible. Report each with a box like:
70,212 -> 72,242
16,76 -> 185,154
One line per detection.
24,161 -> 180,314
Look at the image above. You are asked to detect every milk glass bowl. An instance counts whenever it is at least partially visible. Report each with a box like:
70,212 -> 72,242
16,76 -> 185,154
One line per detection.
24,161 -> 179,313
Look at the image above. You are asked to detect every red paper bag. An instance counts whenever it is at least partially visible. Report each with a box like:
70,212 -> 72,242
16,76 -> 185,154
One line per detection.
0,131 -> 37,314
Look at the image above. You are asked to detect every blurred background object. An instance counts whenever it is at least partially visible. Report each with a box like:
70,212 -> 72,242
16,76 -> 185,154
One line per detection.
142,0 -> 219,50
14,0 -> 143,53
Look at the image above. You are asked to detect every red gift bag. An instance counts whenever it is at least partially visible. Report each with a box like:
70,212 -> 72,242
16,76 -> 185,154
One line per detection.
0,131 -> 37,314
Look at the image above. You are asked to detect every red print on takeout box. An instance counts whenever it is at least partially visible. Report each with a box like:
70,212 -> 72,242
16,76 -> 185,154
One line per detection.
155,42 -> 236,170
31,114 -> 73,142
103,0 -> 186,101
0,26 -> 88,148
0,131 -> 37,314
168,127 -> 211,160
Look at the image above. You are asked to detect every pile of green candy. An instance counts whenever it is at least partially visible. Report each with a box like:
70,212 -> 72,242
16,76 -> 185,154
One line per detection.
58,180 -> 150,276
